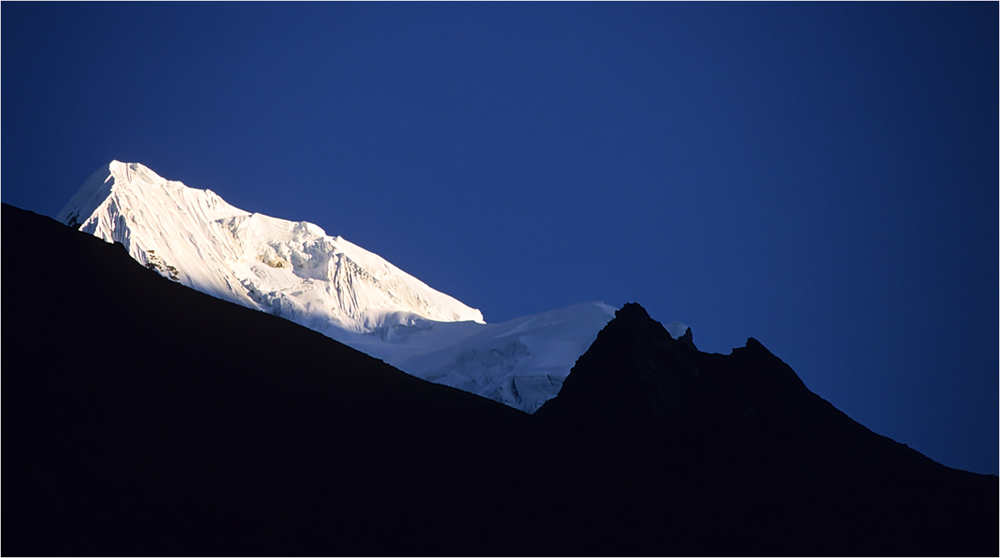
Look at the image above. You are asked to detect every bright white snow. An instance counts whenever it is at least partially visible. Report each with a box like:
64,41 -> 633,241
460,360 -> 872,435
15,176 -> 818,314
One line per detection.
58,161 -> 626,412
58,161 -> 483,331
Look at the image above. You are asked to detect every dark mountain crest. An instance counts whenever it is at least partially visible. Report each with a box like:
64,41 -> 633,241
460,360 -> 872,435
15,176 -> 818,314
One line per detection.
4,203 -> 996,556
677,324 -> 696,349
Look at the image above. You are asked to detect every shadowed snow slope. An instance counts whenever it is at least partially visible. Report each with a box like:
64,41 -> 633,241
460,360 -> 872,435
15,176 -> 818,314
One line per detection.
58,161 -> 615,412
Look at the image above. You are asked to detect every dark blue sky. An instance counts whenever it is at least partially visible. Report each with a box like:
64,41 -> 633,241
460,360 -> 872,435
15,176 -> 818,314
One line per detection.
3,3 -> 996,475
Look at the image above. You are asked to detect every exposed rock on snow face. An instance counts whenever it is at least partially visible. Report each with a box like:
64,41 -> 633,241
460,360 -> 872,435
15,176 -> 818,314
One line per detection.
58,161 -> 614,412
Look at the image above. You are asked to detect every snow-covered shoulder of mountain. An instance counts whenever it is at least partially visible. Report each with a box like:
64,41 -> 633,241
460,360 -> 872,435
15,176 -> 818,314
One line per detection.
58,161 -> 622,412
346,301 -> 618,413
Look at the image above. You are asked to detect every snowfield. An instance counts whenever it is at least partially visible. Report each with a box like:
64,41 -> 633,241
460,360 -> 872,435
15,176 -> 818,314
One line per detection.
59,161 -> 627,412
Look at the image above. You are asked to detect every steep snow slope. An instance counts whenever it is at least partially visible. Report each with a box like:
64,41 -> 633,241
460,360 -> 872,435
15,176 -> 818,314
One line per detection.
58,161 -> 616,412
58,162 -> 483,331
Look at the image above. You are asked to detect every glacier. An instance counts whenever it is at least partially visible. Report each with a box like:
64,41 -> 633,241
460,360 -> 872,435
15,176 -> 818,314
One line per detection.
58,161 -> 620,412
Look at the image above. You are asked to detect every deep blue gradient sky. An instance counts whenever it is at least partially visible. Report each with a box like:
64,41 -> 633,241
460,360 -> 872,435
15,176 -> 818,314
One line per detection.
3,3 -> 996,475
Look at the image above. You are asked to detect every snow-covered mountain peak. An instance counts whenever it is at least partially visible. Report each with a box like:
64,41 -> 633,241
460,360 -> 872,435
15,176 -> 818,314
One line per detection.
59,161 -> 614,413
58,161 -> 483,330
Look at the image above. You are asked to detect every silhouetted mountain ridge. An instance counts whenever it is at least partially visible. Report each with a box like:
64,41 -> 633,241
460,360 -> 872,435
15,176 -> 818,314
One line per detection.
3,203 -> 995,556
536,302 -> 996,555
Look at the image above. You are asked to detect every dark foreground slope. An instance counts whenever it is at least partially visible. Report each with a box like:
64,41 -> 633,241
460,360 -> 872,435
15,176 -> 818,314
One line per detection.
4,203 -> 996,556
2,204 -> 535,556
